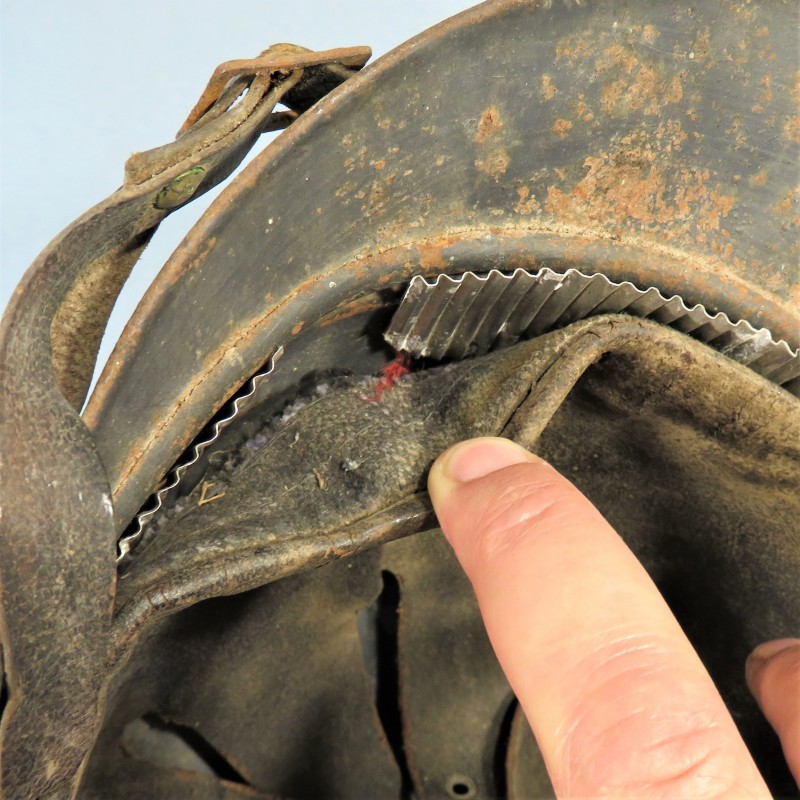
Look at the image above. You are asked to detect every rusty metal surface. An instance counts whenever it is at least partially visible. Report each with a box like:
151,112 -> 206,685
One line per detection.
84,0 -> 800,536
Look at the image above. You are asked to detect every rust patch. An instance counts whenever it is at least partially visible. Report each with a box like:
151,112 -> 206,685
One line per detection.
547,155 -> 671,226
474,106 -> 503,143
573,94 -> 594,123
475,150 -> 509,180
291,321 -> 304,335
552,118 -> 573,139
540,75 -> 557,101
335,181 -> 355,199
545,142 -> 736,238
319,293 -> 384,327
555,31 -> 594,66
726,115 -> 748,151
187,237 -> 218,272
696,191 -> 735,232
690,28 -> 712,63
752,74 -> 774,113
748,169 -> 768,187
417,241 -> 447,270
515,187 -> 540,216
652,119 -> 688,152
564,41 -> 687,119
601,60 -> 683,117
772,186 -> 800,227
784,116 -> 800,144
642,25 -> 659,44
760,74 -> 774,102
600,81 -> 625,115
475,106 -> 508,180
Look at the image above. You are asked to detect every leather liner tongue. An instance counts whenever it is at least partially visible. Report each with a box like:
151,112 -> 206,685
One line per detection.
122,268 -> 800,561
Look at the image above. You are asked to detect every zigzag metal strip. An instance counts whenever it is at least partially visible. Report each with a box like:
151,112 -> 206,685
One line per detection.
385,269 -> 799,394
117,346 -> 284,562
120,269 -> 798,562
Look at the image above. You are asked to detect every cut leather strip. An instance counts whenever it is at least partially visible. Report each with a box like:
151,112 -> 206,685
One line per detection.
382,532 -> 515,798
81,551 -> 400,798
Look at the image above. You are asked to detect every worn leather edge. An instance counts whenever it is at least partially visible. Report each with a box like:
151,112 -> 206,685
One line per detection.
0,51 -> 365,799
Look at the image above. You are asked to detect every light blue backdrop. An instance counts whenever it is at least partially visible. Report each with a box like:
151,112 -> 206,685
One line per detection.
1,0 -> 474,391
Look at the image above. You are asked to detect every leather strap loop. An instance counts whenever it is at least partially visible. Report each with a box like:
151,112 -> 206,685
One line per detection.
0,44 -> 368,799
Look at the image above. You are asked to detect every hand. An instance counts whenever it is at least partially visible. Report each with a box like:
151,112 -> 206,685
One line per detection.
428,437 -> 800,798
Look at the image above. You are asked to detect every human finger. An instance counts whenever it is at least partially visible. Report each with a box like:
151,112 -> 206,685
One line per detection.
746,638 -> 800,787
428,437 -> 770,799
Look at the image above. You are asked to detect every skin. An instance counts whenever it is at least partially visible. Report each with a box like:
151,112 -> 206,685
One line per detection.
428,437 -> 800,799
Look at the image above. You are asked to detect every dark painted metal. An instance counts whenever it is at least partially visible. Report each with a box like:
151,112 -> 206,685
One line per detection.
86,0 -> 800,533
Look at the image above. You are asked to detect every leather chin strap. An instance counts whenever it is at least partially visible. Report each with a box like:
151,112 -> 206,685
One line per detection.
0,44 -> 368,800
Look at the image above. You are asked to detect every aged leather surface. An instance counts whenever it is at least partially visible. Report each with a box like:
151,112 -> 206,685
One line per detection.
79,316 -> 799,798
82,551 -> 400,799
0,49 -> 370,800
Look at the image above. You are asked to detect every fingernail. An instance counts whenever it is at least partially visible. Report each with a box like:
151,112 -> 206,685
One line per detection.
745,638 -> 800,689
429,437 -> 540,502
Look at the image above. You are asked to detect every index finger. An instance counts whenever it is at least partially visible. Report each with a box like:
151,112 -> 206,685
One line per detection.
428,437 -> 769,799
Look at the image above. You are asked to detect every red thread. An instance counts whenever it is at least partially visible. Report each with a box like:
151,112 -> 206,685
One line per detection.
364,352 -> 411,402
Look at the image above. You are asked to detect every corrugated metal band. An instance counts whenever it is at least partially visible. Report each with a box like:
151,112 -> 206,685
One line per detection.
118,347 -> 284,562
384,269 -> 800,396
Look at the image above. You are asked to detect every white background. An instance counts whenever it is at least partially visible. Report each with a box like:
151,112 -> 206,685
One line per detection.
1,0 -> 474,387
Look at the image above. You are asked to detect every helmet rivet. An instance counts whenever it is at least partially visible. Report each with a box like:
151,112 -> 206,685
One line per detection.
154,166 -> 206,210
